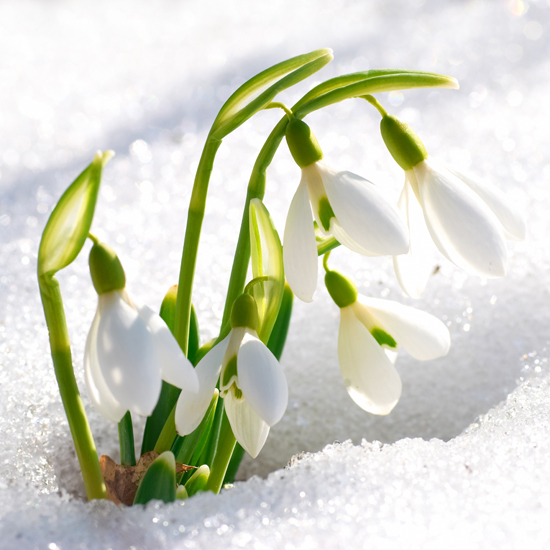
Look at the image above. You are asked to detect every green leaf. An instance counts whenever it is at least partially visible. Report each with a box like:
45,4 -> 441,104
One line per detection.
295,71 -> 459,119
210,48 -> 333,139
133,451 -> 177,505
249,198 -> 285,343
184,464 -> 210,497
38,150 -> 114,276
266,282 -> 294,361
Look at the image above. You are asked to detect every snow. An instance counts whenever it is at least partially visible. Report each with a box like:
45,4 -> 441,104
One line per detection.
1,0 -> 549,548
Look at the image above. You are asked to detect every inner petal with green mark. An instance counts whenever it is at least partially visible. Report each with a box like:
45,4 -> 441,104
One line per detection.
370,327 -> 398,348
221,355 -> 238,395
318,197 -> 335,232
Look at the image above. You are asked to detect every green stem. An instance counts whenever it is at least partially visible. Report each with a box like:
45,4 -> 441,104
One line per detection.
219,117 -> 289,333
204,411 -> 236,494
316,236 -> 341,256
174,136 -> 222,355
362,94 -> 388,117
38,274 -> 106,500
118,411 -> 136,466
322,250 -> 332,272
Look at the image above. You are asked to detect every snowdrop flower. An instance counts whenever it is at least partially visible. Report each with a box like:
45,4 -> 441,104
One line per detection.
175,293 -> 288,458
324,268 -> 450,414
379,111 -> 526,298
283,117 -> 409,303
85,240 -> 198,422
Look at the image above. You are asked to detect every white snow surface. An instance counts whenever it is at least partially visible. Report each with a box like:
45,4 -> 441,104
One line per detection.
1,0 -> 549,548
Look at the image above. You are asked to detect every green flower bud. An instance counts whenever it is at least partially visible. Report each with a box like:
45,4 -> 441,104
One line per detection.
88,241 -> 126,295
230,293 -> 259,331
325,270 -> 358,309
380,115 -> 428,171
285,118 -> 324,168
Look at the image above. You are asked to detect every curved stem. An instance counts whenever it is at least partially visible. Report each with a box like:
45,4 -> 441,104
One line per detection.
174,136 -> 223,354
362,94 -> 388,117
38,274 -> 106,500
322,250 -> 332,272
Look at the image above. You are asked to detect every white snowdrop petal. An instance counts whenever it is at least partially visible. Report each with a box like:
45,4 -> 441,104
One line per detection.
338,306 -> 402,415
175,334 -> 230,436
414,159 -> 508,278
224,390 -> 270,458
84,307 -> 127,423
321,164 -> 409,256
237,334 -> 288,426
96,292 -> 162,417
393,179 -> 435,299
329,220 -> 379,256
283,178 -> 318,302
355,297 -> 451,361
136,304 -> 199,393
445,164 -> 526,241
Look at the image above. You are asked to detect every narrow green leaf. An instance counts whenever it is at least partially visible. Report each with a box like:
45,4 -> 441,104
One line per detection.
173,389 -> 219,466
38,150 -> 113,276
211,48 -> 333,139
133,451 -> 177,505
266,282 -> 294,361
249,198 -> 285,343
222,443 -> 245,486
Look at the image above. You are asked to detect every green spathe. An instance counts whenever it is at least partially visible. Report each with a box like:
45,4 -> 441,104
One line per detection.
88,241 -> 126,295
285,118 -> 324,168
325,270 -> 358,309
380,115 -> 428,171
231,293 -> 259,330
38,151 -> 113,276
133,451 -> 177,505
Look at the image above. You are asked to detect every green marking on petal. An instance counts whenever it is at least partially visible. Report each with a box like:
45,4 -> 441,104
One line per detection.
221,355 -> 238,389
232,386 -> 243,401
318,197 -> 335,232
371,327 -> 398,348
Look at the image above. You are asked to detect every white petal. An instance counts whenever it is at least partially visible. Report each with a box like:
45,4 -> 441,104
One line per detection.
393,179 -> 435,299
444,164 -> 526,241
84,306 -> 127,422
237,333 -> 288,426
329,219 -> 380,256
320,162 -> 409,256
354,297 -> 450,361
224,390 -> 270,458
283,178 -> 318,302
338,306 -> 402,415
414,159 -> 508,278
135,303 -> 199,393
96,292 -> 162,417
175,334 -> 230,436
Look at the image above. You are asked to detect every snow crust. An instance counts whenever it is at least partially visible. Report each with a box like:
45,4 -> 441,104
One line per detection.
1,0 -> 549,547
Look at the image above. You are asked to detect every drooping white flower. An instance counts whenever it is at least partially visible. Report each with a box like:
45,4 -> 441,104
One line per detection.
378,112 -> 526,298
85,241 -> 198,422
175,294 -> 288,458
325,269 -> 450,414
283,118 -> 409,303
393,158 -> 526,298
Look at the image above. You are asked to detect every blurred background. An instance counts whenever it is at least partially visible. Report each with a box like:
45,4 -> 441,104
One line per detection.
0,0 -> 547,494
